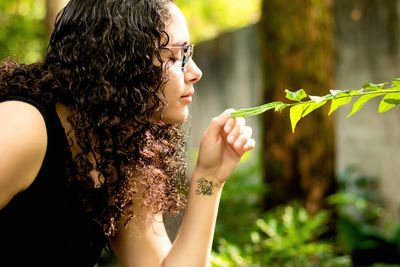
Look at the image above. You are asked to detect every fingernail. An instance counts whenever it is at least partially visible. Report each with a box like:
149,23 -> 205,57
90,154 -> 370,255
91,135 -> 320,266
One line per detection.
227,135 -> 235,143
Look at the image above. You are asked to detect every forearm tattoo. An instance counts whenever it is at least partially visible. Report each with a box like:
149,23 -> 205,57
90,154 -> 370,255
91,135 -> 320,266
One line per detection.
195,177 -> 219,196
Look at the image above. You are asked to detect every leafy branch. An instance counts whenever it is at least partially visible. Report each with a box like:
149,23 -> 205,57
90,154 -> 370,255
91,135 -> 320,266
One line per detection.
231,78 -> 400,132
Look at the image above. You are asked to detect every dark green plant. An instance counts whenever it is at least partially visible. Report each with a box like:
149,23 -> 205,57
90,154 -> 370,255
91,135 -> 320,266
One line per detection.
211,239 -> 254,267
231,79 -> 400,132
212,202 -> 351,267
328,167 -> 400,266
214,150 -> 267,246
370,264 -> 400,267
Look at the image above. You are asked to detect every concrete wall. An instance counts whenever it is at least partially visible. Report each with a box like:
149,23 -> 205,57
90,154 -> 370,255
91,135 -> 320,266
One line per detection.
334,0 -> 400,219
189,0 -> 400,220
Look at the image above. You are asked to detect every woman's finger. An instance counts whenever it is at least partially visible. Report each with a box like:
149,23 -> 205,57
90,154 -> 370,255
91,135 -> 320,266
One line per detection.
233,126 -> 253,153
207,109 -> 235,139
243,138 -> 256,152
226,118 -> 245,144
233,135 -> 249,151
224,118 -> 236,134
224,117 -> 245,134
243,126 -> 253,139
233,126 -> 252,150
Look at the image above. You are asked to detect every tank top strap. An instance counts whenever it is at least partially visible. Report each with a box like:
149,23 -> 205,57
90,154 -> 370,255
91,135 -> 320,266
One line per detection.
0,95 -> 69,188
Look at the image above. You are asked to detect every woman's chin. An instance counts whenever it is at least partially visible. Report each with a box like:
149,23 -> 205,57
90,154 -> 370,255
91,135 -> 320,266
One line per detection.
162,109 -> 189,125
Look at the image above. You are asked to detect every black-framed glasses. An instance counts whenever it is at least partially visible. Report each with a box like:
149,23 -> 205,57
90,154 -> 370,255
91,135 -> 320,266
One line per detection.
166,44 -> 194,72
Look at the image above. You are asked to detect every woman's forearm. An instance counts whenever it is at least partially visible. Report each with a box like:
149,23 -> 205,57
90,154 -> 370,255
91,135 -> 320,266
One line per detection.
163,167 -> 224,267
112,110 -> 254,267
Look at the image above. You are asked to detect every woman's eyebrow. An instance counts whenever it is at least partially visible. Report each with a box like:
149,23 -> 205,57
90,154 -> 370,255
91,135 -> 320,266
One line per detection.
170,41 -> 188,46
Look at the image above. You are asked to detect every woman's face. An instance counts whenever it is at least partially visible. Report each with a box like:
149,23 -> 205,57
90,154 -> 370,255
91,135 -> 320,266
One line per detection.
159,2 -> 202,124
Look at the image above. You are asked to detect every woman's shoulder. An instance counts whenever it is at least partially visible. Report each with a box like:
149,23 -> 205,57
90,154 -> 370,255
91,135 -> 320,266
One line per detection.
0,100 -> 48,208
0,99 -> 48,140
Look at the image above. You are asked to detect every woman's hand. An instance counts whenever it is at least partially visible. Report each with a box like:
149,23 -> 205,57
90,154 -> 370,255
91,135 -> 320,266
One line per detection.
195,109 -> 255,183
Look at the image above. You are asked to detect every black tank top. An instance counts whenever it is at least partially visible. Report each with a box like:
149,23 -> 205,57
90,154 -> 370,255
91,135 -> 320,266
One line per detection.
0,96 -> 105,266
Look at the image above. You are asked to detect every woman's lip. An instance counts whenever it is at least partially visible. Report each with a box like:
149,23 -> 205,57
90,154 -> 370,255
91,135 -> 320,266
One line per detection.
182,90 -> 194,98
181,95 -> 192,104
181,90 -> 194,104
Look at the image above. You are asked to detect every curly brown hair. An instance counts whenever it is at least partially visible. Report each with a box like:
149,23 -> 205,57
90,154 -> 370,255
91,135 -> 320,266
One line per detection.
0,0 -> 188,237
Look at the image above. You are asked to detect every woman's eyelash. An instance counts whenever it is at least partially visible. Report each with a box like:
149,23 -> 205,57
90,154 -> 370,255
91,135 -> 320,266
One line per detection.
169,56 -> 179,62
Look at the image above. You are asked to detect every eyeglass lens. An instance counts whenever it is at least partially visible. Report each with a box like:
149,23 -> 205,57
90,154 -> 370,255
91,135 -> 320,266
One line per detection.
182,45 -> 193,72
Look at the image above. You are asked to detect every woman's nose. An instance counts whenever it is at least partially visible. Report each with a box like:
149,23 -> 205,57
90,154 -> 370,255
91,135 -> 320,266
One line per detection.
185,60 -> 202,84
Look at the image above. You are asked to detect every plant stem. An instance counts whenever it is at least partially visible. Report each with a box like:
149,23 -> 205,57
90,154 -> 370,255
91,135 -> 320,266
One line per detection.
232,88 -> 400,117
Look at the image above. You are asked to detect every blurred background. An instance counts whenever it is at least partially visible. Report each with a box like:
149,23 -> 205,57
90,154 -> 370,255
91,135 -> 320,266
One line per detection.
1,0 -> 400,266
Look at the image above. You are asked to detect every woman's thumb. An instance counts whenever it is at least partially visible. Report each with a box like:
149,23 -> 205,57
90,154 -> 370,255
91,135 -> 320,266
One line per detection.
207,109 -> 235,138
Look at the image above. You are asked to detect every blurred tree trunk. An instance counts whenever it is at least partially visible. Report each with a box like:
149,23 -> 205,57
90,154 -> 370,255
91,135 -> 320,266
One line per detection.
46,0 -> 69,35
259,0 -> 335,213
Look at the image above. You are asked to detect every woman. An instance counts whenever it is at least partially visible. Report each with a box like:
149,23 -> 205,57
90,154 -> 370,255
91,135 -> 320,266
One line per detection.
0,0 -> 255,266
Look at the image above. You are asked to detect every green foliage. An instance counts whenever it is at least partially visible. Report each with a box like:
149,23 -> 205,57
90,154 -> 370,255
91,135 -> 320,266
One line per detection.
214,150 -> 266,246
211,239 -> 253,267
392,78 -> 400,86
289,104 -> 307,133
371,264 -> 400,267
285,88 -> 307,102
379,93 -> 400,113
174,0 -> 261,42
231,79 -> 400,132
211,150 -> 351,267
230,101 -> 284,117
328,167 -> 400,265
328,167 -> 384,252
0,0 -> 47,63
328,91 -> 352,115
347,93 -> 385,118
211,202 -> 351,267
0,0 -> 261,60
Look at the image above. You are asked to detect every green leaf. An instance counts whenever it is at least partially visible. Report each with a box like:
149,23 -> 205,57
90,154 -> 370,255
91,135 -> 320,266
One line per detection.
302,101 -> 327,117
231,102 -> 283,117
285,89 -> 307,102
347,93 -> 385,117
256,219 -> 277,238
329,93 -> 353,115
378,92 -> 400,113
362,82 -> 387,90
290,104 -> 308,132
392,78 -> 400,87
